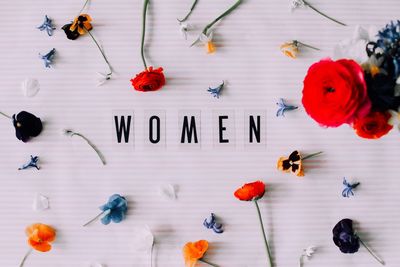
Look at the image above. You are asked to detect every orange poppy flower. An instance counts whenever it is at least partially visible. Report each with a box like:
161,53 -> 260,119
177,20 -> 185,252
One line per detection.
26,223 -> 56,252
234,180 -> 265,201
70,14 -> 93,35
183,240 -> 209,267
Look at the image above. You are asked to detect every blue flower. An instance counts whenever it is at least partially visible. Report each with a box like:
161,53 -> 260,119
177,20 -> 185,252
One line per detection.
99,194 -> 128,225
18,155 -> 40,170
207,81 -> 224,98
39,48 -> 56,68
342,178 -> 360,198
203,213 -> 223,234
276,98 -> 298,117
37,15 -> 56,36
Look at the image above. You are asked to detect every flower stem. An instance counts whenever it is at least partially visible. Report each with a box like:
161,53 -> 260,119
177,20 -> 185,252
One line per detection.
254,200 -> 273,267
83,210 -> 108,226
302,151 -> 323,160
294,40 -> 320,51
201,0 -> 242,35
85,28 -> 113,78
77,0 -> 90,16
141,0 -> 150,69
359,238 -> 385,265
71,132 -> 106,165
303,0 -> 346,26
0,111 -> 11,119
199,259 -> 219,267
177,0 -> 198,22
19,249 -> 32,267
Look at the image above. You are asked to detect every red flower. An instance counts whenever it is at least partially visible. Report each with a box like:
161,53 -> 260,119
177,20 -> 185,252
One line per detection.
131,67 -> 165,92
352,110 -> 393,139
234,181 -> 265,201
302,58 -> 371,127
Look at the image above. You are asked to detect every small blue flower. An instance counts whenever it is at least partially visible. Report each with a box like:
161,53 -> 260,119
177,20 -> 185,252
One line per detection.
276,98 -> 298,117
203,213 -> 223,234
342,178 -> 360,198
99,194 -> 128,225
207,81 -> 224,98
37,15 -> 56,36
39,48 -> 56,68
18,155 -> 40,170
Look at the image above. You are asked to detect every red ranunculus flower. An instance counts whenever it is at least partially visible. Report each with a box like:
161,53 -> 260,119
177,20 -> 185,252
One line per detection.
352,110 -> 393,139
302,58 -> 371,127
131,67 -> 165,92
234,181 -> 265,201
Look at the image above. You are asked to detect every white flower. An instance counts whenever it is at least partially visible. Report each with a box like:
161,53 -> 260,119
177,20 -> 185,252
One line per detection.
303,246 -> 316,258
333,25 -> 378,64
179,22 -> 191,40
291,0 -> 305,11
21,78 -> 40,97
33,193 -> 49,211
96,72 -> 111,87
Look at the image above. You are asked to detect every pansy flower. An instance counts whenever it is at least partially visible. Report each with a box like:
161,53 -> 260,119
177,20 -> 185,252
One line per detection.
19,223 -> 56,267
83,194 -> 128,226
277,150 -> 322,177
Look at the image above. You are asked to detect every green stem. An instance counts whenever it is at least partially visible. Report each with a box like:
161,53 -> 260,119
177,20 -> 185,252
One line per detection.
254,200 -> 273,267
302,151 -> 323,160
85,28 -> 113,77
77,0 -> 90,16
19,249 -> 32,267
71,132 -> 106,165
141,0 -> 150,69
0,111 -> 11,119
303,0 -> 346,26
177,0 -> 198,22
83,210 -> 108,226
199,259 -> 219,267
294,40 -> 320,51
202,0 -> 242,35
359,238 -> 385,265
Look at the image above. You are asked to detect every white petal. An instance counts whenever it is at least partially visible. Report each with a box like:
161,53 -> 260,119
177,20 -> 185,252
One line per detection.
33,193 -> 49,211
158,184 -> 177,200
21,78 -> 40,97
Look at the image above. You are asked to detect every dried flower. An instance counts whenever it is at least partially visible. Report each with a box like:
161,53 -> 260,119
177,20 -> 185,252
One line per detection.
83,194 -> 128,226
277,150 -> 323,177
234,181 -> 273,267
276,98 -> 298,117
203,213 -> 224,234
208,81 -> 224,98
64,129 -> 106,165
37,15 -> 56,36
39,48 -> 56,68
291,0 -> 346,26
19,155 -> 40,170
342,178 -> 360,198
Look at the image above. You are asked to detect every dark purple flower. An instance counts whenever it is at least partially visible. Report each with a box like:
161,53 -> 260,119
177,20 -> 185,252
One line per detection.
332,219 -> 360,254
12,111 -> 43,142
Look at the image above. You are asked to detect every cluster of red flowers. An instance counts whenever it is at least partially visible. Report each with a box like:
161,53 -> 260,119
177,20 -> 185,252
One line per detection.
302,58 -> 394,139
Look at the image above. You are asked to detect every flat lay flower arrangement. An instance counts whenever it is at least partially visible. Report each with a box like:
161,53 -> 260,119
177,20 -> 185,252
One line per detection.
0,0 -> 398,266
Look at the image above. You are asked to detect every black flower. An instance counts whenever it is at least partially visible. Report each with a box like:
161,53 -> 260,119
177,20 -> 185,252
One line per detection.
12,111 -> 43,142
62,23 -> 80,40
332,218 -> 360,254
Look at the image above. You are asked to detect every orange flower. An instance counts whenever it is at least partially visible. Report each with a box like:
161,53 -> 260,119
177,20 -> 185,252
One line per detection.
234,180 -> 265,201
183,240 -> 209,267
26,223 -> 56,252
70,14 -> 93,35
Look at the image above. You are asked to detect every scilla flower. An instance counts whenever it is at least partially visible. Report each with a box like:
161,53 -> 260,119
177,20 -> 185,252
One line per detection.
83,194 -> 128,226
234,181 -> 273,267
131,0 -> 165,92
333,219 -> 384,265
0,111 -> 42,143
192,0 -> 243,54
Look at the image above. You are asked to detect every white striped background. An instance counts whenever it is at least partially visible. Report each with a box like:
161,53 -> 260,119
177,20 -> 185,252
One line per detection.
0,0 -> 400,266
